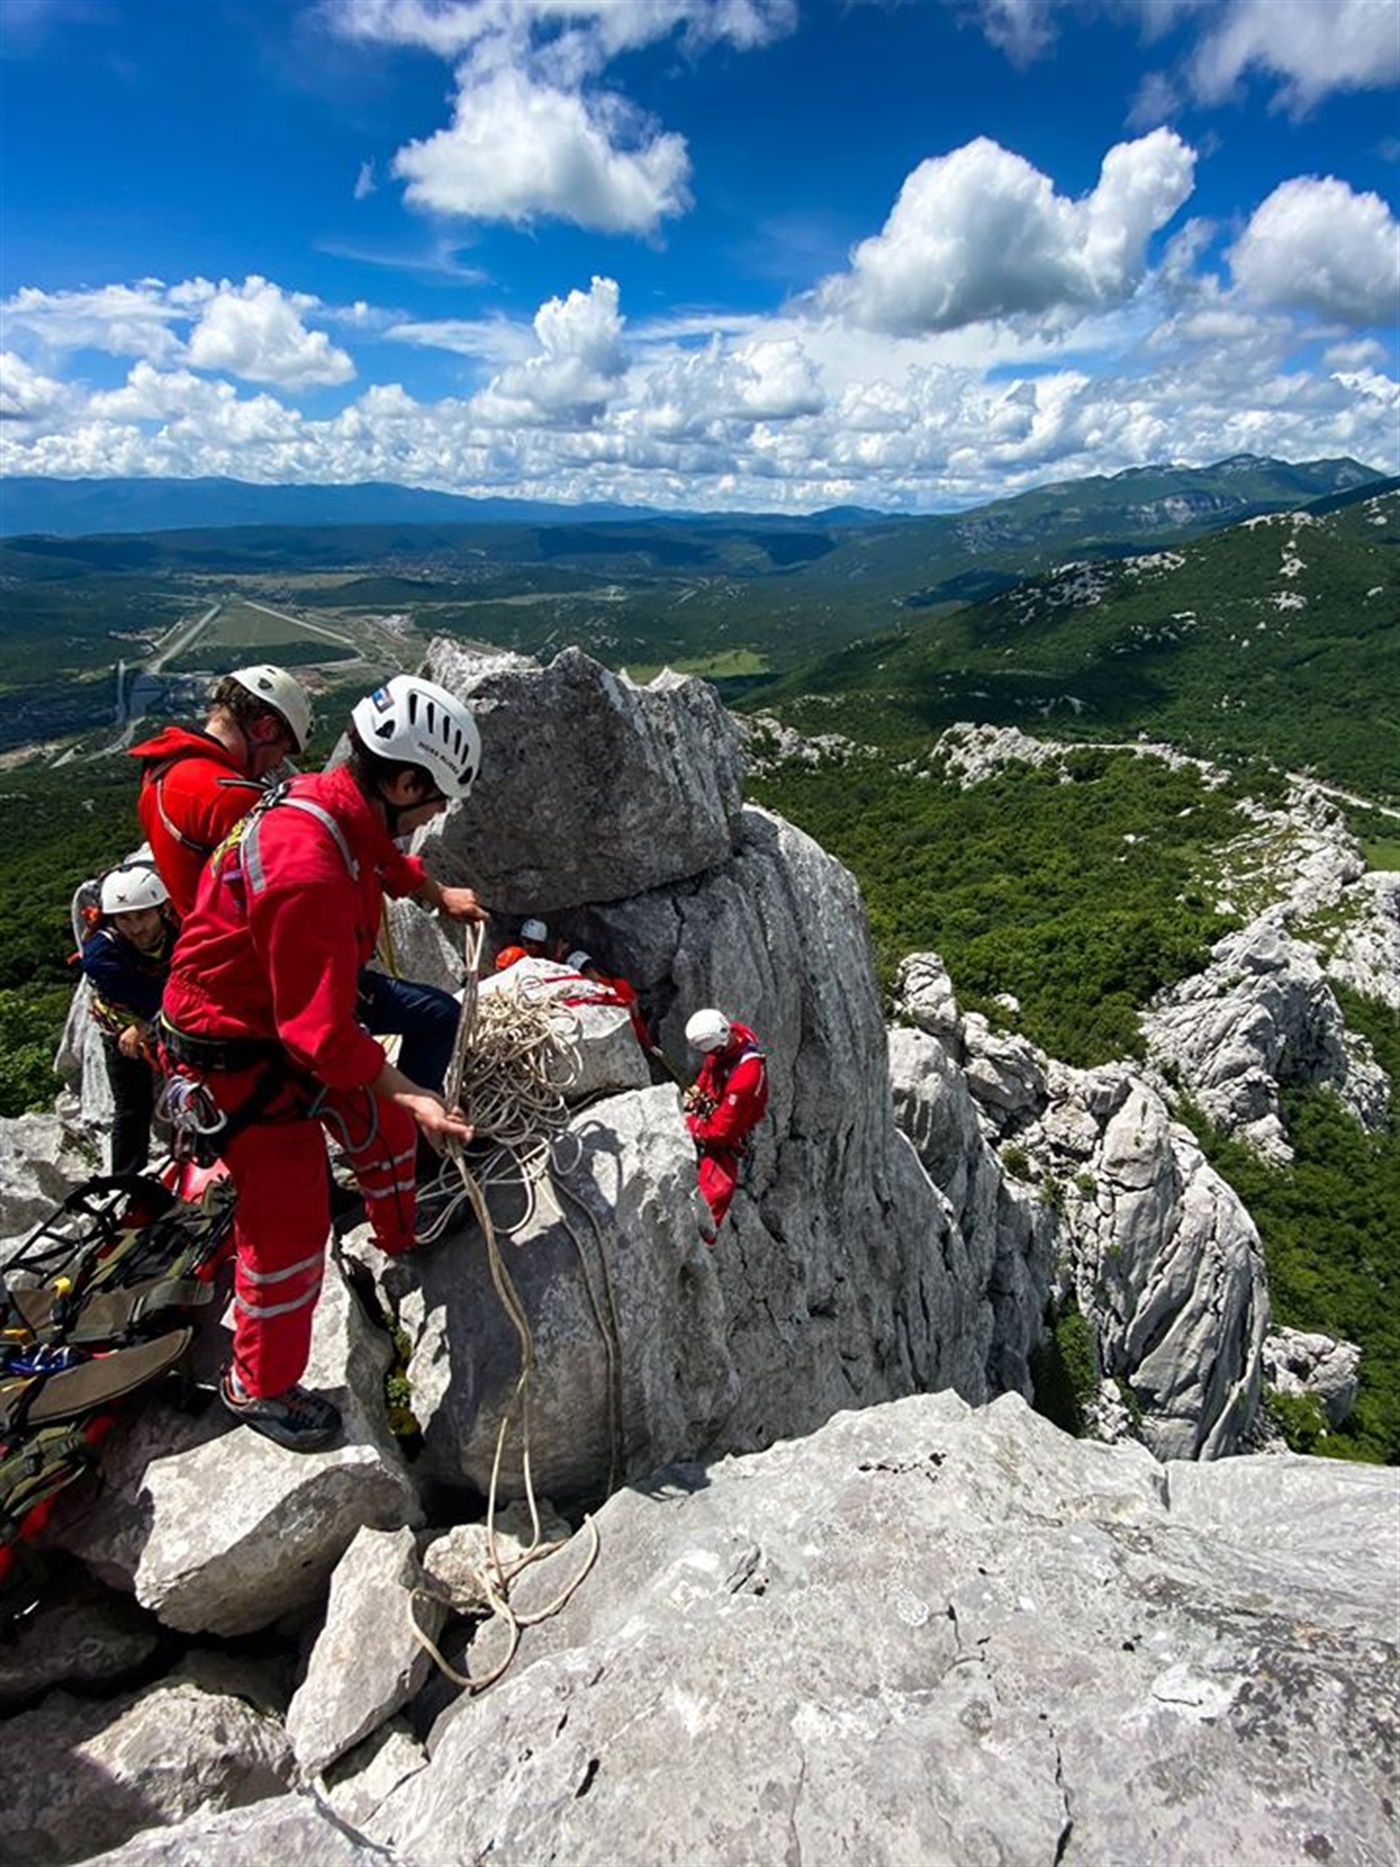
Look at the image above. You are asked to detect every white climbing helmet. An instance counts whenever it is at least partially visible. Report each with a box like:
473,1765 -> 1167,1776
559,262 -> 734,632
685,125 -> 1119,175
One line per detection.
100,864 -> 169,916
350,675 -> 482,800
521,918 -> 549,943
230,665 -> 313,754
685,1008 -> 731,1053
566,949 -> 594,972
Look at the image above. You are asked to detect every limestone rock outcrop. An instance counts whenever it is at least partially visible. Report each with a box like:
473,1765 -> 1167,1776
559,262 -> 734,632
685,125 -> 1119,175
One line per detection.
48,1268 -> 421,1637
891,953 -> 1270,1460
1142,916 -> 1389,1163
0,1671 -> 293,1865
285,1525 -> 443,1780
361,1391 -> 1397,1867
416,642 -> 746,914
1262,1327 -> 1362,1429
385,793 -> 1012,1503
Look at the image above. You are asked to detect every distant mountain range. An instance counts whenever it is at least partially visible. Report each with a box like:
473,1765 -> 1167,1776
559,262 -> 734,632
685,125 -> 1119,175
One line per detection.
0,454 -> 1384,540
0,476 -> 665,537
758,477 -> 1400,799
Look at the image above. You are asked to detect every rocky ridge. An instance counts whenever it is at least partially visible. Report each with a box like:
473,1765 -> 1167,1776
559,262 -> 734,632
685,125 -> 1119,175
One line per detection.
0,656 -> 1392,1862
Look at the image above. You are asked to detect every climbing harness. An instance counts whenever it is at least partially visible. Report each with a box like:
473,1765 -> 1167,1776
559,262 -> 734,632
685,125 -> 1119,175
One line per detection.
404,922 -> 615,1693
156,1021 -> 310,1170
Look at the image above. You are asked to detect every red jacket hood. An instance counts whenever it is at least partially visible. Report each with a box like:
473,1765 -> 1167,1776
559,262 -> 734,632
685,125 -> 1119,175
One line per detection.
128,724 -> 247,771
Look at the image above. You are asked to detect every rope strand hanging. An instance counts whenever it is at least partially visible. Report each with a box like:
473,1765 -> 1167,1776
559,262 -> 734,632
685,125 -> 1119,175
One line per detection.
406,925 -> 617,1693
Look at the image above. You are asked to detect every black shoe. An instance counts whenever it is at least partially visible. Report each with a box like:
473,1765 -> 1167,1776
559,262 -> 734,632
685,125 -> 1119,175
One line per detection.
219,1368 -> 342,1452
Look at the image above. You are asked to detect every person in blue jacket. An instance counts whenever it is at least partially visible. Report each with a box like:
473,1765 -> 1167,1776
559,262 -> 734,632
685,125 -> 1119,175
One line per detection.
79,864 -> 177,1174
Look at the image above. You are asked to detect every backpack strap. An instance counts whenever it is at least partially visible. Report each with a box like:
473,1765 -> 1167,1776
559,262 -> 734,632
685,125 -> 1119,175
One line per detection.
0,1328 -> 193,1434
239,790 -> 358,894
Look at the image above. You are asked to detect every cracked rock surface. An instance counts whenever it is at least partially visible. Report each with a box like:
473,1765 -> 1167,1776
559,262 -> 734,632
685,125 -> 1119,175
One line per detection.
363,1390 -> 1396,1866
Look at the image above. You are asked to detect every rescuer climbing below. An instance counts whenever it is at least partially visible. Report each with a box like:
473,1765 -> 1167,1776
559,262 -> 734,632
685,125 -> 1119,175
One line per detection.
160,675 -> 488,1452
684,1008 -> 768,1244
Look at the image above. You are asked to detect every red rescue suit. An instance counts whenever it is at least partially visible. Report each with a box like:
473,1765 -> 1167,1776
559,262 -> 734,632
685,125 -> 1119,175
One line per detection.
129,725 -> 266,917
686,1022 -> 768,1235
163,765 -> 432,1398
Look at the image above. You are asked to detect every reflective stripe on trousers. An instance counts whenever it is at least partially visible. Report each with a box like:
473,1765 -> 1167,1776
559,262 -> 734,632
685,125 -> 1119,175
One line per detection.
181,1064 -> 419,1397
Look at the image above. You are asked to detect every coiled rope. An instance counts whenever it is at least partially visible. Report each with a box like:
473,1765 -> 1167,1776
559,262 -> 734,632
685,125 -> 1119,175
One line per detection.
406,926 -> 617,1693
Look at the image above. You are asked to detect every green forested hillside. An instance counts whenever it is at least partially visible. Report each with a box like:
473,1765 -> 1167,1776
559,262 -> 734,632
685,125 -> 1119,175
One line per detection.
751,747 -> 1248,1064
1,457 -> 1383,721
753,489 -> 1400,801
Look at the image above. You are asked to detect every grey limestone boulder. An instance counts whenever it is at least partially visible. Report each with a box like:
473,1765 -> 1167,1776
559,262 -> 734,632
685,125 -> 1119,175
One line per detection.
390,1086 -> 732,1503
1263,1326 -> 1362,1428
1143,915 -> 1390,1162
417,642 -> 745,914
285,1524 -> 444,1780
84,1794 -> 388,1867
960,1011 -> 1046,1117
363,1390 -> 1397,1867
0,1106 -> 96,1243
1328,868 -> 1400,1009
0,1568 -> 161,1708
50,1267 -> 421,1636
893,950 -> 963,1052
321,1719 -> 429,1834
1045,1070 -> 1270,1459
888,1022 -> 1052,1400
0,1674 -> 293,1865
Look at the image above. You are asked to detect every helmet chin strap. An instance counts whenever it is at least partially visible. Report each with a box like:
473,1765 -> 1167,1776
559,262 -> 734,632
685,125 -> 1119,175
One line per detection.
379,787 -> 415,840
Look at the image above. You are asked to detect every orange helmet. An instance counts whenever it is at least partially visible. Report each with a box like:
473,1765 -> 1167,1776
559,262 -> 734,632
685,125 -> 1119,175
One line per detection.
495,944 -> 527,972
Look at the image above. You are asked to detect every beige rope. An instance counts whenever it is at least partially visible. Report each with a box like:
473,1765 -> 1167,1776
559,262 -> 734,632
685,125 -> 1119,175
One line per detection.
404,924 -> 611,1693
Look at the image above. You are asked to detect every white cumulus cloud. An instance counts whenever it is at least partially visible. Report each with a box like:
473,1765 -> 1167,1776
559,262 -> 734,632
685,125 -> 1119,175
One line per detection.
328,0 -> 796,62
184,278 -> 356,387
393,66 -> 690,232
1188,0 -> 1400,111
2,282 -> 184,364
961,0 -> 1397,112
472,275 -> 628,425
4,271 -> 1397,509
329,0 -> 793,233
819,131 -> 1195,335
3,276 -> 358,389
0,350 -> 70,423
1230,177 -> 1400,326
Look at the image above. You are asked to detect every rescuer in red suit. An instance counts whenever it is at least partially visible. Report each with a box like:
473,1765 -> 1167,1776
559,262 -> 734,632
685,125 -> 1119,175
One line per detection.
161,675 -> 486,1451
684,1008 -> 768,1242
130,664 -> 314,917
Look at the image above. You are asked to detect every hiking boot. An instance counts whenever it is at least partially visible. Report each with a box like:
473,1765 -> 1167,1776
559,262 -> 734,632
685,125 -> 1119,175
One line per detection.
218,1368 -> 341,1452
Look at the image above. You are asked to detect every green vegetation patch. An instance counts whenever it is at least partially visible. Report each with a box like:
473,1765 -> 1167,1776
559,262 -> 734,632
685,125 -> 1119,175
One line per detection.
751,747 -> 1245,1064
1181,987 -> 1400,1465
1030,1304 -> 1099,1436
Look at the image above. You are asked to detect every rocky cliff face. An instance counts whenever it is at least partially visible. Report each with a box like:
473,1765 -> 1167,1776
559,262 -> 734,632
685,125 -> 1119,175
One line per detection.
888,953 -> 1270,1460
378,645 -> 1044,1501
4,656 -> 1392,1863
6,1394 -> 1394,1867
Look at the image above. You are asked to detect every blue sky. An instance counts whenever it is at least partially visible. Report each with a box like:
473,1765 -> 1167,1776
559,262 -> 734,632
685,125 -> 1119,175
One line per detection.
2,0 -> 1397,512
